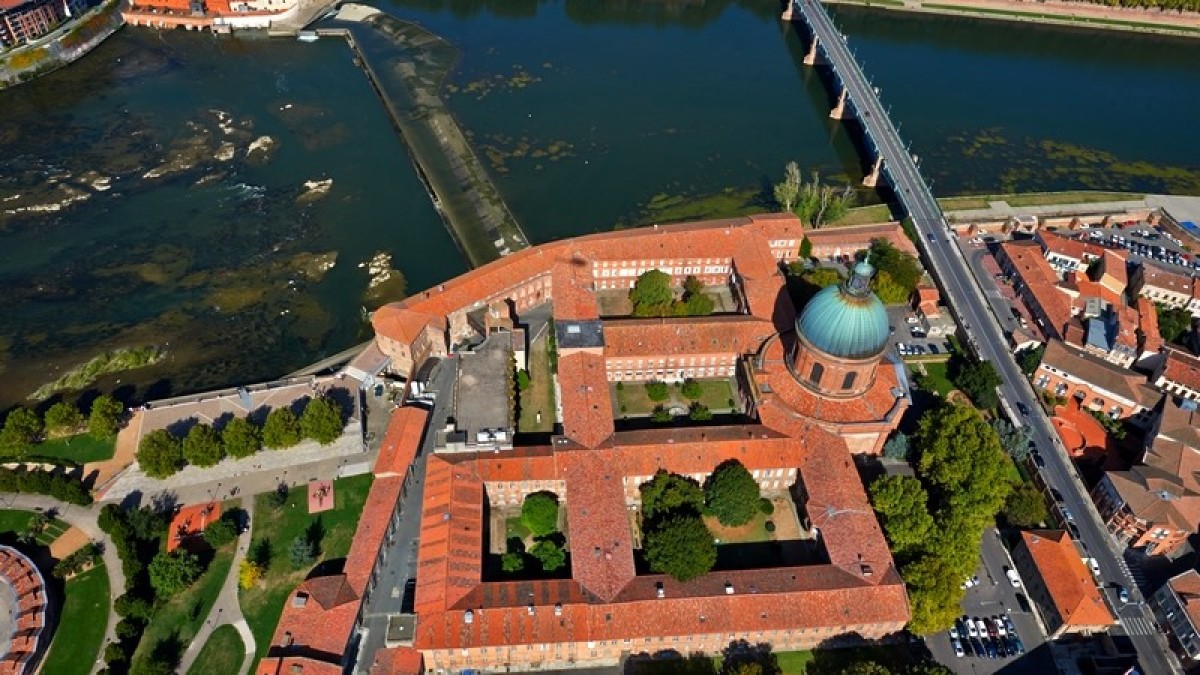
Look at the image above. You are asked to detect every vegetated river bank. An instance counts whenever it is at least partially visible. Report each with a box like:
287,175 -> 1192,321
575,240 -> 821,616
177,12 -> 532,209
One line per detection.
2,0 -> 1199,409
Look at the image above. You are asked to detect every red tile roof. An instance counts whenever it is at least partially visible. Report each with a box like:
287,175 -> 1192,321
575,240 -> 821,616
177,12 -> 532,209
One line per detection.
414,457 -> 484,616
551,260 -> 600,322
1161,348 -> 1200,393
255,657 -> 344,675
264,574 -> 360,662
1100,250 -> 1128,289
1168,570 -> 1200,632
1019,530 -> 1114,628
1040,231 -> 1106,263
804,222 -> 918,258
602,316 -> 775,359
1000,240 -> 1078,338
375,406 -> 428,477
1040,340 -> 1160,408
556,353 -> 614,449
1137,296 -> 1163,354
562,448 -> 636,601
369,647 -> 424,675
1140,264 -> 1194,296
371,305 -> 444,345
343,476 -> 402,594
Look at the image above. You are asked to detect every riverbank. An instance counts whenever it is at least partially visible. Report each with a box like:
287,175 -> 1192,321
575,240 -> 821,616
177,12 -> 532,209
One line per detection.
0,0 -> 125,89
827,0 -> 1200,38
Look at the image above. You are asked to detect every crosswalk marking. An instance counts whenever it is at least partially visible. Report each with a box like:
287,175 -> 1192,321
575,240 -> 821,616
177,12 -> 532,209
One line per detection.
1123,617 -> 1155,636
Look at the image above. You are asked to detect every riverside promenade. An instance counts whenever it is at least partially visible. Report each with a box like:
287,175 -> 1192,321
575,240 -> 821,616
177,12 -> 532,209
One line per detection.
318,6 -> 530,267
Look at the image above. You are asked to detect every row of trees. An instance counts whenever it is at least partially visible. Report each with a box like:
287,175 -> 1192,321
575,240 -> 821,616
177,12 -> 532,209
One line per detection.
640,460 -> 766,582
630,271 -> 715,317
0,394 -> 124,456
138,396 -> 344,479
773,161 -> 856,229
867,239 -> 922,305
0,466 -> 92,505
502,492 -> 567,574
869,403 -> 1013,634
53,541 -> 103,579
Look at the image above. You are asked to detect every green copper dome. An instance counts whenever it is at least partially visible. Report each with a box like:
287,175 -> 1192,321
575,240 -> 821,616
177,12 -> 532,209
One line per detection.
796,260 -> 889,360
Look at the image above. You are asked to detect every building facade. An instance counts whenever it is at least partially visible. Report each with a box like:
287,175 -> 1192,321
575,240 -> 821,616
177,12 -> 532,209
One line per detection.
1011,530 -> 1114,638
1154,348 -> 1200,403
0,0 -> 85,47
1153,569 -> 1200,662
1033,340 -> 1159,428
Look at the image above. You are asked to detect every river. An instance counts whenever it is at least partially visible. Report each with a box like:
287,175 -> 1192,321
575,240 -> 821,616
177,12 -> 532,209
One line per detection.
1,0 -> 1198,408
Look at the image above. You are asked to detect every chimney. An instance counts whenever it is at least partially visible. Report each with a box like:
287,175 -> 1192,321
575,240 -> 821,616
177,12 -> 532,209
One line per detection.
725,582 -> 735,595
656,582 -> 665,599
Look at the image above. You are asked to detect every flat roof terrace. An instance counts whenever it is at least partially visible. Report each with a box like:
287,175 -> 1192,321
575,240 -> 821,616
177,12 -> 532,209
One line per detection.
454,332 -> 514,446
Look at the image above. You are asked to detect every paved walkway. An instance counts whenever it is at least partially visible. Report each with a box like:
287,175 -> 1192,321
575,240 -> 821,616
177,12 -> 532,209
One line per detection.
176,499 -> 257,675
0,493 -> 126,675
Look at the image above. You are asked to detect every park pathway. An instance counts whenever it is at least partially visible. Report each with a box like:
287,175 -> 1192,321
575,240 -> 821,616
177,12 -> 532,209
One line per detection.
175,500 -> 257,675
0,493 -> 126,675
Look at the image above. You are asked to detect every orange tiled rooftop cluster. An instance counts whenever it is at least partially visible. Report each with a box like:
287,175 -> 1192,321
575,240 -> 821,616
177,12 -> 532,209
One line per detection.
262,215 -> 914,674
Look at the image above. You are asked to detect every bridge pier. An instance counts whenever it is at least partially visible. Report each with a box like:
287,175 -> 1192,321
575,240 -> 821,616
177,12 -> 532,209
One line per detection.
862,156 -> 883,188
802,36 -> 818,66
781,0 -> 795,20
829,87 -> 848,120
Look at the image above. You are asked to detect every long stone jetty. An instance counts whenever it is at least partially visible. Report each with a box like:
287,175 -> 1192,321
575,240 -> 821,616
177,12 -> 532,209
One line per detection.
317,6 -> 530,267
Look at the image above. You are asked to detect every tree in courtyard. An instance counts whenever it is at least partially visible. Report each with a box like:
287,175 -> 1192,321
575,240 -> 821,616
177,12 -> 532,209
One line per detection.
44,401 -> 84,436
645,380 -> 670,402
289,535 -> 316,567
869,475 -> 934,558
704,459 -> 761,527
882,432 -> 910,462
650,406 -> 673,424
868,239 -> 922,294
681,379 -> 703,401
800,267 -> 841,289
221,417 -> 262,459
520,492 -> 560,538
901,551 -> 968,635
87,394 -> 124,438
677,291 -> 715,316
1015,344 -> 1046,376
138,429 -> 185,479
0,408 -> 42,454
952,359 -> 1002,410
683,275 -> 705,298
644,515 -> 717,582
516,369 -> 531,391
262,408 -> 302,449
182,423 -> 225,468
640,470 -> 704,523
148,550 -> 203,597
773,161 -> 802,213
501,552 -> 525,572
1003,482 -> 1050,529
870,269 -> 910,305
688,402 -> 713,421
914,403 -> 1012,520
799,236 -> 813,260
1157,304 -> 1194,345
629,270 -> 675,317
529,539 -> 566,572
300,397 -> 344,445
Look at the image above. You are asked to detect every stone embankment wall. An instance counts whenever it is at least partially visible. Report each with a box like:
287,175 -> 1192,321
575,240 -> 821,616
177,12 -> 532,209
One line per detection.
0,0 -> 125,89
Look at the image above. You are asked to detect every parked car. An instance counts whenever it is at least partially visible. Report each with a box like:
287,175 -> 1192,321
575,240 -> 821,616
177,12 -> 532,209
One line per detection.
993,616 -> 1007,637
952,639 -> 965,658
1003,615 -> 1017,636
970,637 -> 986,658
984,639 -> 999,659
965,617 -> 979,638
1011,637 -> 1026,655
984,618 -> 998,638
974,617 -> 988,636
1117,585 -> 1130,604
1049,487 -> 1064,502
1032,452 -> 1045,469
1005,567 -> 1022,588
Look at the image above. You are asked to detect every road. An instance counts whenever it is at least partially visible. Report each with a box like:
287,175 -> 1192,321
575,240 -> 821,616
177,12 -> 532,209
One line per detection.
792,0 -> 1181,671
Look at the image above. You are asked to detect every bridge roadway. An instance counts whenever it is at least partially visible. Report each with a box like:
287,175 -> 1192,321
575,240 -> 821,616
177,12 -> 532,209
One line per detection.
790,1 -> 1181,672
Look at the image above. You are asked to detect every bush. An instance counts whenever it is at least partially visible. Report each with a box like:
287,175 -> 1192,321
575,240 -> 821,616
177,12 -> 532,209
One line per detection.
114,594 -> 152,620
44,401 -> 84,435
0,467 -> 92,505
104,642 -> 127,665
202,518 -> 237,548
289,535 -> 315,567
300,397 -> 344,445
688,402 -> 713,421
650,406 -> 673,424
764,520 -> 776,533
645,381 -> 669,402
501,552 -> 525,572
238,560 -> 262,589
520,492 -> 559,537
704,459 -> 761,527
148,550 -> 203,597
758,498 -> 774,515
53,541 -> 102,578
115,617 -> 142,639
680,379 -> 703,400
262,408 -> 302,449
138,429 -> 184,479
516,369 -> 531,391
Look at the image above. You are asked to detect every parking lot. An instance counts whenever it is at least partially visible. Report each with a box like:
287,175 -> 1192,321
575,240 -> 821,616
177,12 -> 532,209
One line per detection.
926,529 -> 1056,674
885,306 -> 953,359
1076,223 -> 1199,276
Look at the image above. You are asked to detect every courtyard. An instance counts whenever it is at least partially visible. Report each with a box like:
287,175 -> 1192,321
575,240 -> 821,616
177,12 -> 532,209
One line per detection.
612,378 -> 739,419
593,285 -> 740,317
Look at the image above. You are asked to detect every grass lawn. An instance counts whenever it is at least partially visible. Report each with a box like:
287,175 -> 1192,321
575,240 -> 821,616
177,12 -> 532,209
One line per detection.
940,191 -> 1143,210
695,380 -> 735,411
615,379 -> 735,417
831,203 -> 895,227
922,3 -> 1200,33
505,516 -> 531,541
517,335 -> 555,433
705,513 -> 771,545
34,433 -> 116,464
39,564 -> 110,675
131,541 -> 237,672
187,624 -> 245,675
240,473 -> 373,662
0,509 -> 69,545
914,362 -> 954,397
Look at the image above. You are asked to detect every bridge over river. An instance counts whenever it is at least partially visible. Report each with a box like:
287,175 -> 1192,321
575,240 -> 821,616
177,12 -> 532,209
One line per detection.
782,1 -> 1181,672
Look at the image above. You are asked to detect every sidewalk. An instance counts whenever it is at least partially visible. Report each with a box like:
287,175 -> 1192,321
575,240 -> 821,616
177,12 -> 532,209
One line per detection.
175,500 -> 257,675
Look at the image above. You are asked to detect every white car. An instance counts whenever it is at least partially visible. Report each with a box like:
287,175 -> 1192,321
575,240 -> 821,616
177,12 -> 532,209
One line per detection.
952,639 -> 965,658
966,621 -> 979,638
1006,568 -> 1022,588
993,616 -> 1007,637
906,316 -> 920,324
950,624 -> 959,639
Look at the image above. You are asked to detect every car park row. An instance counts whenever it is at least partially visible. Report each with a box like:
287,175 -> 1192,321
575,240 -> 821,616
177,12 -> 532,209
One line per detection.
950,614 -> 1026,660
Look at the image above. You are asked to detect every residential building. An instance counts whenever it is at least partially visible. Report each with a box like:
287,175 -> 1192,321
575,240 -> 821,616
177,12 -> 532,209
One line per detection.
1153,348 -> 1200,402
1153,569 -> 1200,661
997,240 -> 1080,341
1033,340 -> 1159,428
1131,263 -> 1200,316
0,0 -> 85,47
1037,230 -> 1105,274
1135,296 -> 1164,369
803,221 -> 917,263
1097,249 -> 1129,297
1011,530 -> 1114,638
1091,467 -> 1200,557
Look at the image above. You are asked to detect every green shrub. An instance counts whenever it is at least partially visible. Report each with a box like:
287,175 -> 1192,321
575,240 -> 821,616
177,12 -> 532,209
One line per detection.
758,498 -> 775,515
520,492 -> 559,537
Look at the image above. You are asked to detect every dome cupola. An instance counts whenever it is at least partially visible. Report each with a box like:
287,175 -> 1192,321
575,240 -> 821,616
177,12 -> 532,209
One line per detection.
795,259 -> 889,360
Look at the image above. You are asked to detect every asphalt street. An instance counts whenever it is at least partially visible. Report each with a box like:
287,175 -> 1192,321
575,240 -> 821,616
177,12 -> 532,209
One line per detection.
794,0 -> 1181,671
